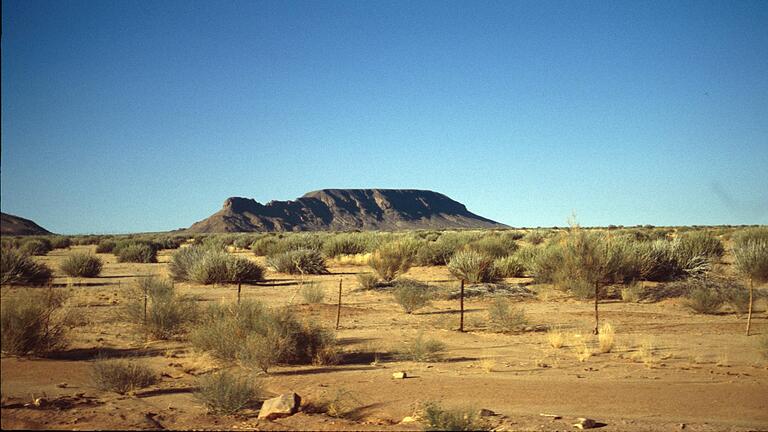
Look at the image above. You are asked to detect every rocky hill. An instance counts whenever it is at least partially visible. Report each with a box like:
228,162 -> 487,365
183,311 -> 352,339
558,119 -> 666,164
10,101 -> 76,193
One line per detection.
1,212 -> 53,236
186,189 -> 505,232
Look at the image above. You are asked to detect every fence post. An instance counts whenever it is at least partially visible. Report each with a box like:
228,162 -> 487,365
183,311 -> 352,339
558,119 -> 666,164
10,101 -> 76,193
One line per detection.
336,277 -> 342,330
459,279 -> 465,332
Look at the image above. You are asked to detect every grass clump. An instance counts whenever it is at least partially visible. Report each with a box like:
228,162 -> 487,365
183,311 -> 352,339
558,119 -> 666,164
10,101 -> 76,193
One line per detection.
116,243 -> 157,263
421,402 -> 487,431
1,290 -> 70,355
20,238 -> 53,256
356,273 -> 380,290
123,277 -> 197,339
190,300 -> 336,373
60,253 -> 103,277
597,322 -> 615,353
91,358 -> 158,394
368,240 -> 417,282
392,279 -> 432,314
547,328 -> 564,349
447,250 -> 498,283
300,282 -> 325,304
267,249 -> 328,275
487,298 -> 527,332
401,332 -> 446,362
620,283 -> 643,303
492,255 -> 526,278
1,248 -> 53,286
195,370 -> 261,415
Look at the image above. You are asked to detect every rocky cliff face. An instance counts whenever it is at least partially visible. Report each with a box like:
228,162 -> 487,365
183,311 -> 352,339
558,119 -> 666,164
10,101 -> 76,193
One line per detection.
186,189 -> 505,232
1,212 -> 53,236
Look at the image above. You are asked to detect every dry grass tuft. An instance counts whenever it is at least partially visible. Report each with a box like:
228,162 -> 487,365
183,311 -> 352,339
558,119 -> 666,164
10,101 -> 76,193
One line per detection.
598,322 -> 615,353
571,334 -> 592,362
546,328 -> 565,349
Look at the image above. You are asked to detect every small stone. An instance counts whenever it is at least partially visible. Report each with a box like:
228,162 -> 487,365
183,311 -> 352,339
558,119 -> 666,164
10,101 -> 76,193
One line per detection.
33,397 -> 47,408
258,392 -> 301,420
478,408 -> 496,417
573,418 -> 597,429
401,416 -> 417,423
57,383 -> 68,388
679,424 -> 686,430
392,372 -> 407,379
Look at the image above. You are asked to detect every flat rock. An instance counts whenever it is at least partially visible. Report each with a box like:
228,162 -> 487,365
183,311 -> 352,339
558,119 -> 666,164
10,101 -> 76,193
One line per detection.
392,372 -> 407,379
258,392 -> 301,420
573,417 -> 597,429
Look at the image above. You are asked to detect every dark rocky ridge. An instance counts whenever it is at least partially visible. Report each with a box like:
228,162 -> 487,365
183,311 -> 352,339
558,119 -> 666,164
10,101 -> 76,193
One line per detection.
186,189 -> 506,232
1,212 -> 53,236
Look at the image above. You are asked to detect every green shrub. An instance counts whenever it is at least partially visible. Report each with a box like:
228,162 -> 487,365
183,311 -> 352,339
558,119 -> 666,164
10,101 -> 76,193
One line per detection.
20,238 -> 52,256
1,290 -> 69,355
267,249 -> 328,275
190,301 -> 336,369
401,332 -> 446,362
487,298 -> 527,332
733,237 -> 768,284
169,246 -> 208,281
356,273 -> 380,290
60,253 -> 103,277
50,237 -> 72,249
95,239 -> 117,253
251,237 -> 281,256
392,279 -> 432,314
123,277 -> 197,339
414,240 -> 457,266
529,243 -> 564,283
170,246 -> 265,284
188,251 -> 238,284
492,256 -> 525,278
422,402 -> 487,432
368,241 -> 418,282
447,250 -> 498,283
91,358 -> 158,394
467,234 -> 519,258
195,370 -> 261,415
1,248 -> 53,286
322,234 -> 368,258
116,243 -> 157,263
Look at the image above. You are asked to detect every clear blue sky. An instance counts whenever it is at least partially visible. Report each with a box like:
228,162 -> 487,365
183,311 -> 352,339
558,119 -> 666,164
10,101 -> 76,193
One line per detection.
2,0 -> 767,234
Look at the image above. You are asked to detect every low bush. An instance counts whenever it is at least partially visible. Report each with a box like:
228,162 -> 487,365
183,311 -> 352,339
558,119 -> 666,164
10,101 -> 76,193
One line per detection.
447,250 -> 498,283
20,238 -> 52,256
368,241 -> 417,282
95,239 -> 117,253
414,240 -> 457,266
123,277 -> 197,339
267,249 -> 328,275
487,298 -> 526,332
301,282 -> 325,304
523,230 -> 547,245
60,253 -> 103,277
685,283 -> 725,314
492,255 -> 526,278
1,290 -> 69,355
392,279 -> 432,314
467,233 -> 519,258
322,234 -> 368,258
251,237 -> 281,256
195,370 -> 261,415
401,332 -> 446,362
422,402 -> 487,431
674,231 -> 724,263
356,273 -> 380,290
1,248 -> 53,286
50,237 -> 72,249
116,243 -> 157,263
190,301 -> 336,371
170,246 -> 265,284
91,358 -> 158,394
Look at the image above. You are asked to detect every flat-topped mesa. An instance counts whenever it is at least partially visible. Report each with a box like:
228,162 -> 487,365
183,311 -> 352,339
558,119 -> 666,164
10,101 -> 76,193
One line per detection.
187,189 -> 506,233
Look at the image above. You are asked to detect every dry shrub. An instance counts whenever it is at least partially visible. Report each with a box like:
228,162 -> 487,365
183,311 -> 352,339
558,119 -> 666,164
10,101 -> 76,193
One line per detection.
1,248 -> 53,286
487,298 -> 527,332
447,250 -> 498,283
356,273 -> 380,290
1,290 -> 70,355
598,322 -> 615,353
392,279 -> 432,314
267,249 -> 328,275
421,401 -> 487,431
123,277 -> 197,339
368,241 -> 417,282
300,282 -> 325,304
401,332 -> 446,362
117,243 -> 157,263
91,358 -> 158,394
492,255 -> 526,278
571,334 -> 592,362
195,370 -> 261,415
60,253 -> 103,277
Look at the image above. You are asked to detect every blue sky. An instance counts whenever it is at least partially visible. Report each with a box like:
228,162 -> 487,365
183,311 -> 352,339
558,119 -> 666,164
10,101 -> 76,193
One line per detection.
2,0 -> 767,234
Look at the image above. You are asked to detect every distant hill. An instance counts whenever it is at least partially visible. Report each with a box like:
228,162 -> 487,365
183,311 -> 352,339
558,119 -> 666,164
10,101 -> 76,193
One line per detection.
1,212 -> 53,236
186,189 -> 506,232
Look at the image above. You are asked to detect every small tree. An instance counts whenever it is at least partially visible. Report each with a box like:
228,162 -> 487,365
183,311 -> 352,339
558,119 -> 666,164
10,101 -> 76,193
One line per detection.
733,236 -> 768,336
560,225 -> 609,334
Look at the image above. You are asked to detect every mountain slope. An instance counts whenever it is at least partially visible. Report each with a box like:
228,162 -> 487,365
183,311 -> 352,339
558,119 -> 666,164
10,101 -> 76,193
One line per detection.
1,212 -> 53,236
186,189 -> 505,232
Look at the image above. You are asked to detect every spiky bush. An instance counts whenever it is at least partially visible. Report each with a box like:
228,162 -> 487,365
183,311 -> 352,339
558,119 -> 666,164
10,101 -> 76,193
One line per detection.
733,238 -> 768,284
733,227 -> 768,246
1,248 -> 53,286
91,358 -> 158,394
267,249 -> 328,275
674,231 -> 724,262
195,371 -> 261,415
20,238 -> 52,256
467,233 -> 519,258
1,290 -> 69,355
322,234 -> 368,258
60,253 -> 103,277
170,246 -> 265,284
122,277 -> 197,339
392,279 -> 432,314
190,301 -> 336,369
447,250 -> 498,283
492,255 -> 526,278
487,298 -> 527,332
50,237 -> 72,249
368,240 -> 418,282
116,243 -> 157,263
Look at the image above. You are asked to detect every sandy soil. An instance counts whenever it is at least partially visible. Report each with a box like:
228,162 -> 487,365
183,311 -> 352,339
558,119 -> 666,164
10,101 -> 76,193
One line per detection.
1,245 -> 767,431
